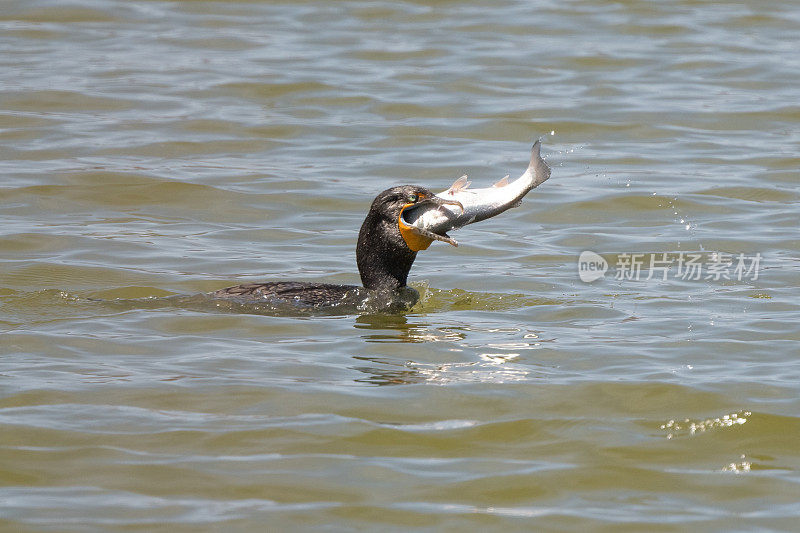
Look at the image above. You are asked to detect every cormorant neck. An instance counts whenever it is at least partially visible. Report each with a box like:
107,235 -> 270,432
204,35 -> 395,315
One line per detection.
356,210 -> 417,291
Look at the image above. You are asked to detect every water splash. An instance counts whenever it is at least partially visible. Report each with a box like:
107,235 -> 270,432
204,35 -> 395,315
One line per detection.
660,410 -> 751,439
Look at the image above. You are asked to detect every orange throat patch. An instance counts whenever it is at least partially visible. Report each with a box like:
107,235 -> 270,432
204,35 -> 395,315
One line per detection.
398,203 -> 433,252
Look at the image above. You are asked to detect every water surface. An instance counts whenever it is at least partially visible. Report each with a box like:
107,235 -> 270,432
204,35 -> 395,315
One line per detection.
2,0 -> 799,530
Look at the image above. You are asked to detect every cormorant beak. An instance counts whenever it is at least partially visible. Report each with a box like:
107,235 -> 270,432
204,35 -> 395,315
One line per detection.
398,195 -> 464,251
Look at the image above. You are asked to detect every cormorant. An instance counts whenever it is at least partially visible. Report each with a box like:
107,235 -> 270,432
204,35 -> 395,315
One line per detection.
210,186 -> 462,310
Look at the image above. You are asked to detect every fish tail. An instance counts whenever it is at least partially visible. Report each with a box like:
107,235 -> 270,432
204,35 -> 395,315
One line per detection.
529,139 -> 551,187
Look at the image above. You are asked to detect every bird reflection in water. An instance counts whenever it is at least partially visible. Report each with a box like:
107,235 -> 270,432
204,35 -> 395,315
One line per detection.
351,314 -> 541,386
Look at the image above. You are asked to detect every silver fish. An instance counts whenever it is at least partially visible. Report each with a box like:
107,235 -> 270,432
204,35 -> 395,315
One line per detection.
402,140 -> 551,246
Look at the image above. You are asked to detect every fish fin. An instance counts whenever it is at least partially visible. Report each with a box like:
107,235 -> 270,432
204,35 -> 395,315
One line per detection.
492,175 -> 510,187
448,175 -> 469,194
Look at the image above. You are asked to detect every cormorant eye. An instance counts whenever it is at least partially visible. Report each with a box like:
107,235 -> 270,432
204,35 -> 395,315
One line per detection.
407,193 -> 419,203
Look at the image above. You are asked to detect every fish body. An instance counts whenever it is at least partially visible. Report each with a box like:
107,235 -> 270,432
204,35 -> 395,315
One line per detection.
401,140 -> 551,240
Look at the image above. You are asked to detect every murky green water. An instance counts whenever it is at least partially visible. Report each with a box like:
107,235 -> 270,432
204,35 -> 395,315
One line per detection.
2,0 -> 799,530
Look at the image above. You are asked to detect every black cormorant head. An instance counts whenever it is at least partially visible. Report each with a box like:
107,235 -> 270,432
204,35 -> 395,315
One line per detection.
356,185 -> 461,291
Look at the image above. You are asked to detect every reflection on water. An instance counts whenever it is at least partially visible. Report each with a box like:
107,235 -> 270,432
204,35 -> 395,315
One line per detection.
352,356 -> 428,386
353,355 -> 540,386
353,313 -> 546,385
353,313 -> 416,341
407,359 -> 537,385
354,313 -> 470,344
